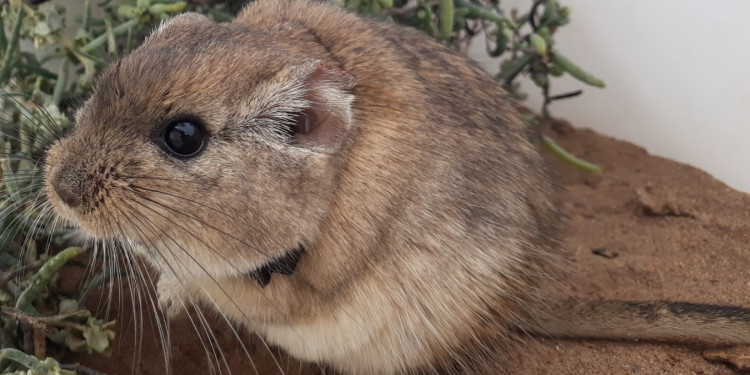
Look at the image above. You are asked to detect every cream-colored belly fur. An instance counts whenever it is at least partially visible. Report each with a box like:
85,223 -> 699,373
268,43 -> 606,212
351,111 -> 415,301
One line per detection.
257,285 -> 440,374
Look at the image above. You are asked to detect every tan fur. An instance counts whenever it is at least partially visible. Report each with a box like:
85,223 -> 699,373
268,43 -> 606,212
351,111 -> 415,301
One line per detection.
42,1 -> 750,374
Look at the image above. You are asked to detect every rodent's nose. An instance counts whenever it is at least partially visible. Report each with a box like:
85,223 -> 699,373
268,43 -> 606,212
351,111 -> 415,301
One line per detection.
54,182 -> 81,208
52,169 -> 83,208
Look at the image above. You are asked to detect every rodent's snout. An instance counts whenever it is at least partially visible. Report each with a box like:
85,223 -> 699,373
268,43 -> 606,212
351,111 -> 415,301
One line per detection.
45,140 -> 107,213
50,166 -> 83,208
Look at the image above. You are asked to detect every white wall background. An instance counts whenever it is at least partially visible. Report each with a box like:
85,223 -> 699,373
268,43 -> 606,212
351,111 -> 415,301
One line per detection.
470,1 -> 750,193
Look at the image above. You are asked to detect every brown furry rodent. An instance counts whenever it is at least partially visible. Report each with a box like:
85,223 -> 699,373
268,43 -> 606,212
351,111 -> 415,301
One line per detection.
43,0 -> 750,373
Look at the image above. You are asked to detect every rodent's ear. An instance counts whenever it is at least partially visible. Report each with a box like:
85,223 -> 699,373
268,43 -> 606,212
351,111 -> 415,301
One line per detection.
289,61 -> 356,154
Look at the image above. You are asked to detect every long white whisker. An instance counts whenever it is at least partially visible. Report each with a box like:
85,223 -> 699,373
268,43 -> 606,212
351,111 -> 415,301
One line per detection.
117,202 -> 222,374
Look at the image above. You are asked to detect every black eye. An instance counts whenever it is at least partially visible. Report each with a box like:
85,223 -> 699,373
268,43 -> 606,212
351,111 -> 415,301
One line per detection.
161,119 -> 205,158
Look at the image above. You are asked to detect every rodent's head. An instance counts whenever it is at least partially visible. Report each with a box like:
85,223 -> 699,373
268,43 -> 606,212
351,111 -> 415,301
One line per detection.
44,13 -> 355,279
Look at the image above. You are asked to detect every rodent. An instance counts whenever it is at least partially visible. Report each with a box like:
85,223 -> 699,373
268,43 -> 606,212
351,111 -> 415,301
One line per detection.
42,0 -> 750,374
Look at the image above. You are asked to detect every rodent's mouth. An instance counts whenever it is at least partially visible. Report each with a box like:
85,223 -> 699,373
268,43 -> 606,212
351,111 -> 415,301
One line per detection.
247,245 -> 305,287
43,184 -> 96,237
44,194 -> 110,241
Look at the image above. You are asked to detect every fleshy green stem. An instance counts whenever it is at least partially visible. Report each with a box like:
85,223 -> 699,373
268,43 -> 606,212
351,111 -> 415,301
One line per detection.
0,6 -> 24,84
0,348 -> 40,369
81,18 -> 140,54
0,8 -> 7,53
15,247 -> 85,313
455,0 -> 505,24
0,348 -> 76,374
83,0 -> 92,32
438,0 -> 454,39
52,58 -> 70,106
542,135 -> 601,173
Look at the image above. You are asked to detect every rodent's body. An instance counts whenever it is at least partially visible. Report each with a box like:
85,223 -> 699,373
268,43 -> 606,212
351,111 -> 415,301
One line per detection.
42,1 -> 750,374
174,2 -> 556,372
46,1 -> 555,372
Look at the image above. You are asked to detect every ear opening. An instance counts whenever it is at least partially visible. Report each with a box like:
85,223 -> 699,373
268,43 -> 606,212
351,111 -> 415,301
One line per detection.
286,62 -> 356,154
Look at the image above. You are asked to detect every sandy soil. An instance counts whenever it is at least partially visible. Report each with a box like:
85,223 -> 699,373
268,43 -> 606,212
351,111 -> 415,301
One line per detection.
66,125 -> 750,374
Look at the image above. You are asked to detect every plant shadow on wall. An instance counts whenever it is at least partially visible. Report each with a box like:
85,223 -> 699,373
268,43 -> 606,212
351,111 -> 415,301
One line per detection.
0,0 -> 602,373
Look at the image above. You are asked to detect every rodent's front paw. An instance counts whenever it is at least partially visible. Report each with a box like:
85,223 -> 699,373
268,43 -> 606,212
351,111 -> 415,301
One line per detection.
157,275 -> 187,319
